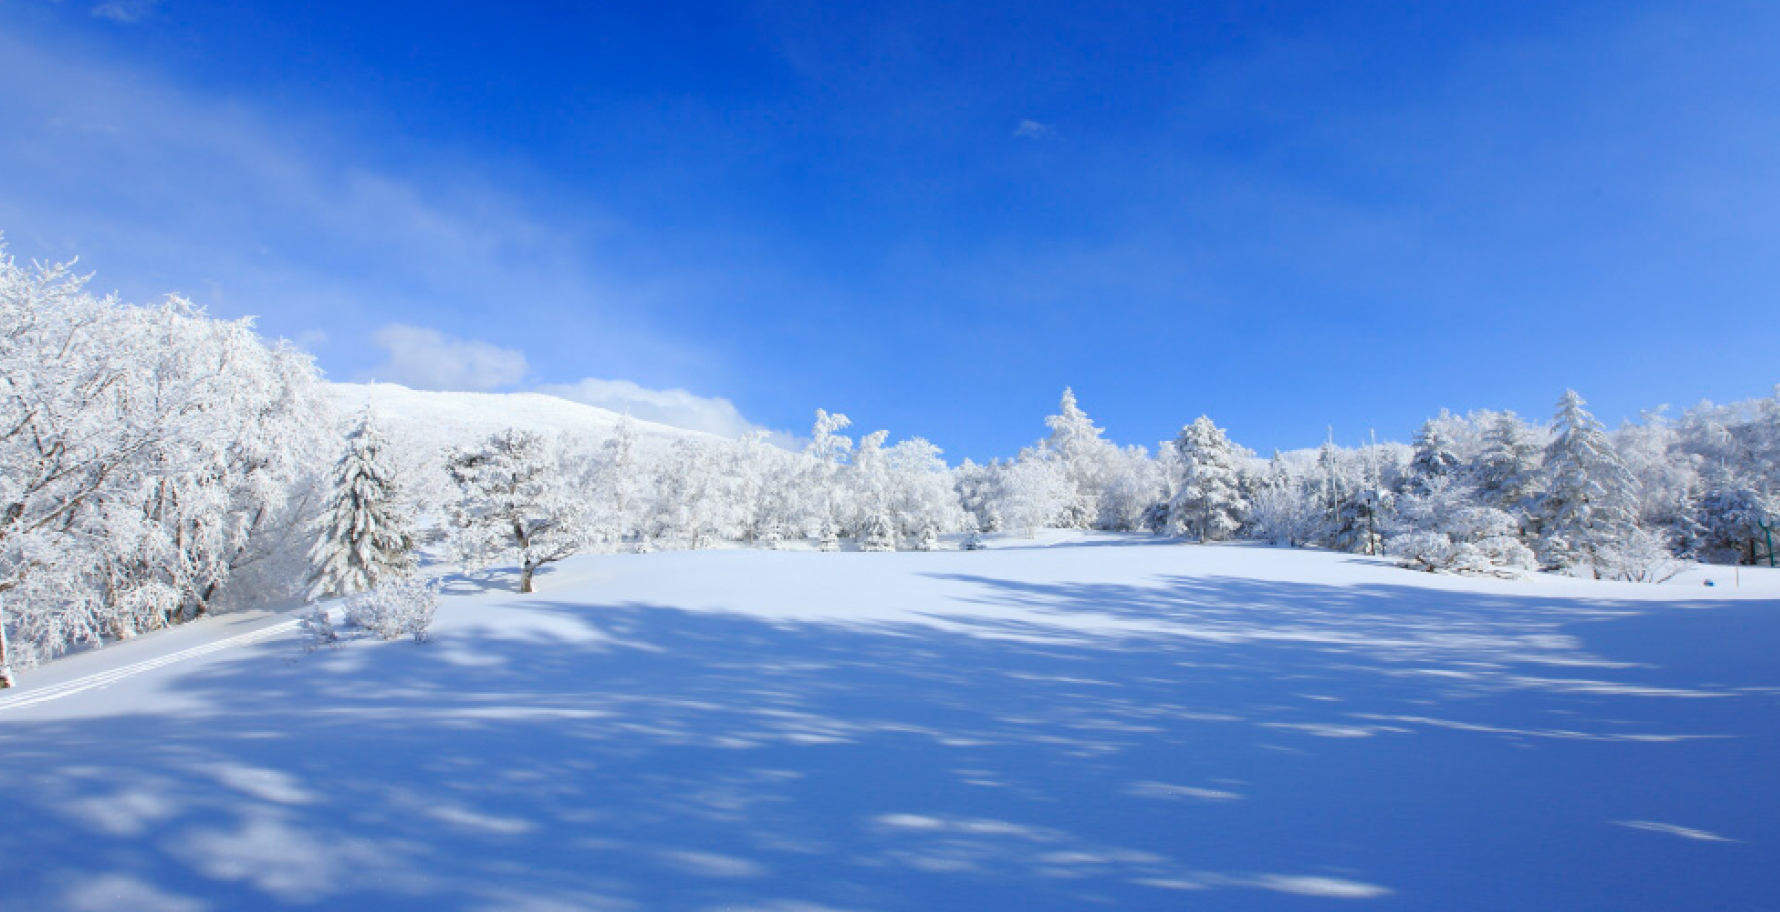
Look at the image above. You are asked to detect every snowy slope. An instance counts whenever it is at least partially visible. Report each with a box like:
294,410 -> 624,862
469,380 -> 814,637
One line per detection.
326,381 -> 721,457
2,536 -> 1777,911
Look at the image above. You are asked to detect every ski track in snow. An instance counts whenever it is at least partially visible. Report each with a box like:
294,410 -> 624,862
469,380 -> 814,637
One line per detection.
0,618 -> 303,714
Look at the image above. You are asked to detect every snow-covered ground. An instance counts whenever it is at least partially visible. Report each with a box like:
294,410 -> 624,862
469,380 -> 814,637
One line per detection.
2,535 -> 1776,911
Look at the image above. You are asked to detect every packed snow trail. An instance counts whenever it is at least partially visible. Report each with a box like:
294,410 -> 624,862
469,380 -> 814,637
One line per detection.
1,537 -> 1776,912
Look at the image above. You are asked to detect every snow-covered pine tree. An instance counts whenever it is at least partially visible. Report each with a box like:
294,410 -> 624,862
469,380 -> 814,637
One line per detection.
1408,418 -> 1460,492
1167,416 -> 1250,542
859,513 -> 897,552
307,412 -> 416,601
1473,412 -> 1544,521
1539,390 -> 1642,573
1037,388 -> 1120,528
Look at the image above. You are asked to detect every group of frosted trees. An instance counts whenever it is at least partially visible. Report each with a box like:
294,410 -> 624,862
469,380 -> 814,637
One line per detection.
1,248 -> 331,681
7,239 -> 1779,680
357,384 -> 1777,597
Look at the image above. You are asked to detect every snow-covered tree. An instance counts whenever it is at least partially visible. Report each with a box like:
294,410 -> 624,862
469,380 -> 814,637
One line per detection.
1386,475 -> 1534,576
1408,418 -> 1460,491
446,429 -> 591,593
801,409 -> 853,538
1035,388 -> 1121,528
343,576 -> 440,642
995,457 -> 1071,536
1246,452 -> 1320,547
885,437 -> 966,540
1,246 -> 330,676
1539,390 -> 1642,573
1097,446 -> 1164,532
1167,416 -> 1250,541
308,412 -> 415,600
591,414 -> 650,550
1472,412 -> 1545,522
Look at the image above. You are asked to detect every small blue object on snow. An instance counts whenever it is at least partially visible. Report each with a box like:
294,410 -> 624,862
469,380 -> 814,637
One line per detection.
1704,579 -> 1717,587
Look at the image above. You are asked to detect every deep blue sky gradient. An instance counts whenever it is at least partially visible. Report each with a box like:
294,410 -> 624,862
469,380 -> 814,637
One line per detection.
3,0 -> 1777,458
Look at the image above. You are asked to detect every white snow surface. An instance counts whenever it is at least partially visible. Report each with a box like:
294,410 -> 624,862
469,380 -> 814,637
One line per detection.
2,534 -> 1777,911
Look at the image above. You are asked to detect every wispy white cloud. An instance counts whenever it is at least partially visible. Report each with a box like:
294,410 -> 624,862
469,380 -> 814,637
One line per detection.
0,27 -> 704,389
1012,119 -> 1052,139
365,324 -> 528,392
536,377 -> 769,440
358,323 -> 787,440
91,1 -> 161,24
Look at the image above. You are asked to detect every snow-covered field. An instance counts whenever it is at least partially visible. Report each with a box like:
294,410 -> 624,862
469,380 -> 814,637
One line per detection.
2,536 -> 1777,911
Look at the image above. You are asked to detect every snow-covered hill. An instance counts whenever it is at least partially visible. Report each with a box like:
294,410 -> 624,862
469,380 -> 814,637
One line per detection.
326,381 -> 720,457
2,535 -> 1776,911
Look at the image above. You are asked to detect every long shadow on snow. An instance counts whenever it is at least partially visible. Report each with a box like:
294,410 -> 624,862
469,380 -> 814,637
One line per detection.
1,572 -> 1776,912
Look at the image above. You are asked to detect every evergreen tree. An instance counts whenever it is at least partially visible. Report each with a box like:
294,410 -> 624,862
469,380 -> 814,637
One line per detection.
1167,416 -> 1249,542
1474,413 -> 1544,519
1539,390 -> 1641,572
307,412 -> 415,601
859,513 -> 897,552
1409,419 -> 1460,491
1037,388 -> 1119,528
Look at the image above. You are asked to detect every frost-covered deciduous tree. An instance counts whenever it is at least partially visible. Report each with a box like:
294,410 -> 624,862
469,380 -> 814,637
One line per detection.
995,457 -> 1071,536
591,414 -> 650,550
885,437 -> 966,540
446,429 -> 591,593
1247,452 -> 1320,547
1097,446 -> 1164,532
308,412 -> 415,600
1167,417 -> 1250,542
801,409 -> 853,538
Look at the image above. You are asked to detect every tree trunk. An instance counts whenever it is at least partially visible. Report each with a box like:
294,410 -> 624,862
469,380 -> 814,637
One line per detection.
520,561 -> 535,594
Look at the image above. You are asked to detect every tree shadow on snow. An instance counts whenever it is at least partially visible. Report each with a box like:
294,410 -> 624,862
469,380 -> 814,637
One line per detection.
1,572 -> 1777,912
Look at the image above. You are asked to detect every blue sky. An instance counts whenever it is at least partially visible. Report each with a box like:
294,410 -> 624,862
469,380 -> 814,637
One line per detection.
3,0 -> 1778,459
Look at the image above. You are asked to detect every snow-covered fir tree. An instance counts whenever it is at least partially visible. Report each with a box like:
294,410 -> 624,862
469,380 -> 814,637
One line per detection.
1035,388 -> 1120,528
1408,418 -> 1460,492
1539,390 -> 1641,573
307,412 -> 415,600
1167,416 -> 1250,541
1472,412 -> 1545,522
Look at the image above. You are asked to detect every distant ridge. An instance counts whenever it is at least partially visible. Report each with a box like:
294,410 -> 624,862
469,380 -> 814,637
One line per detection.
325,382 -> 718,458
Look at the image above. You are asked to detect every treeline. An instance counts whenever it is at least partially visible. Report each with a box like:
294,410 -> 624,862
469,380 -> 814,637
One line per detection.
398,386 -> 1776,594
